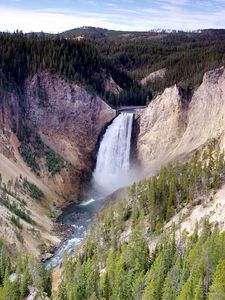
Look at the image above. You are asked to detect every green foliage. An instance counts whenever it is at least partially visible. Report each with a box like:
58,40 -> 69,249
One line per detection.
34,264 -> 52,297
17,125 -> 43,174
1,30 -> 225,108
18,124 -> 66,176
0,189 -> 34,225
10,216 -> 23,229
95,30 -> 225,98
0,32 -> 137,107
0,243 -> 51,300
7,202 -> 33,225
57,145 -> 225,300
45,149 -> 65,176
208,259 -> 225,300
58,224 -> 225,300
19,144 -> 40,174
127,145 -> 225,234
23,178 -> 44,200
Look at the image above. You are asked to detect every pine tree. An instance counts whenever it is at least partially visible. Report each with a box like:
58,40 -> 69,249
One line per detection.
208,259 -> 225,300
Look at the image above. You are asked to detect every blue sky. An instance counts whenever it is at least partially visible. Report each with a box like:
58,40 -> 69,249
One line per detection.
1,0 -> 225,32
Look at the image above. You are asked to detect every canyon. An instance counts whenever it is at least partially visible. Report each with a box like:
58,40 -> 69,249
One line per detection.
0,71 -> 116,256
1,66 -> 225,260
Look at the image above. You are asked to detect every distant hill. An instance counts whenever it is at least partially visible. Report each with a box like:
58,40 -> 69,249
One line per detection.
60,26 -> 225,42
61,26 -> 109,40
60,26 -> 171,41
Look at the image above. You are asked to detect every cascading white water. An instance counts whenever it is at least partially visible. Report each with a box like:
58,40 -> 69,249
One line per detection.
93,112 -> 134,195
47,112 -> 134,269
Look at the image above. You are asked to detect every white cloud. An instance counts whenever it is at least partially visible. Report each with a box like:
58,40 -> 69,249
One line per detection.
0,3 -> 225,33
0,6 -> 135,32
106,2 -> 118,7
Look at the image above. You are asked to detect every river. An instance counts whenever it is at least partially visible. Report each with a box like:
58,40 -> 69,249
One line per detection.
47,111 -> 134,269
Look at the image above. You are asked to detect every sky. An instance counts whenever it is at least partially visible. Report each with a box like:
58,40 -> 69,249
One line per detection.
1,0 -> 225,33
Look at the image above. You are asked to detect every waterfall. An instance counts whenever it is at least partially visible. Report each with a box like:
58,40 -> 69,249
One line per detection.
93,112 -> 134,195
47,112 -> 134,268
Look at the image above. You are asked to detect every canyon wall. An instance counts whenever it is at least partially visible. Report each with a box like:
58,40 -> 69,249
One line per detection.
0,73 -> 115,254
23,72 -> 116,201
135,66 -> 225,172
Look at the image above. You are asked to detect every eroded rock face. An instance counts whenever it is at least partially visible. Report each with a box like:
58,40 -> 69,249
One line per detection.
140,68 -> 166,86
0,72 -> 116,202
135,66 -> 225,171
24,72 -> 116,173
0,71 -> 116,254
135,84 -> 189,166
0,90 -> 20,160
104,75 -> 122,95
22,72 -> 116,201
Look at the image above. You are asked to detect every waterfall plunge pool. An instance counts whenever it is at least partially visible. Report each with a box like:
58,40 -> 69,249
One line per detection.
46,111 -> 135,269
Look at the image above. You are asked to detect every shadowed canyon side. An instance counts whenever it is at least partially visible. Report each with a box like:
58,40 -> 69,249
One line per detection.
1,71 -> 116,202
0,72 -> 116,255
135,67 -> 225,174
24,72 -> 116,201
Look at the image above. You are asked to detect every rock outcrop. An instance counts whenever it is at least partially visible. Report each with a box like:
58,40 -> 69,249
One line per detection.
0,72 -> 115,255
140,68 -> 166,86
0,72 -> 116,202
104,75 -> 122,95
24,72 -> 116,200
135,66 -> 225,171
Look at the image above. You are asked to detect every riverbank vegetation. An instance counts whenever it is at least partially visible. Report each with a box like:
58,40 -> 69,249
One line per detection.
0,241 -> 51,299
57,222 -> 225,300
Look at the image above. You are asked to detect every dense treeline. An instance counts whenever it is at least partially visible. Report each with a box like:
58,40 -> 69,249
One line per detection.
56,143 -> 225,299
129,142 -> 224,233
0,32 -> 147,107
1,31 -> 225,107
62,28 -> 225,44
0,241 -> 51,299
57,223 -> 225,300
95,35 -> 225,95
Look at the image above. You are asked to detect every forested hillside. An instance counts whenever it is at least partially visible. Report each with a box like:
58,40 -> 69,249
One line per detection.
1,30 -> 225,107
0,241 -> 51,299
94,30 -> 225,97
56,143 -> 225,300
0,32 -> 143,107
61,27 -> 225,97
57,223 -> 225,300
1,28 -> 225,299
60,28 -> 225,102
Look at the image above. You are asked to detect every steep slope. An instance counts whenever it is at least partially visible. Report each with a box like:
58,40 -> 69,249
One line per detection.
37,66 -> 225,297
135,66 -> 225,172
23,71 -> 116,200
0,72 -> 115,256
55,143 -> 225,299
0,138 -> 61,256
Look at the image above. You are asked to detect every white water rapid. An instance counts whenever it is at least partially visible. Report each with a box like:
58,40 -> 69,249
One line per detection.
93,112 -> 134,195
